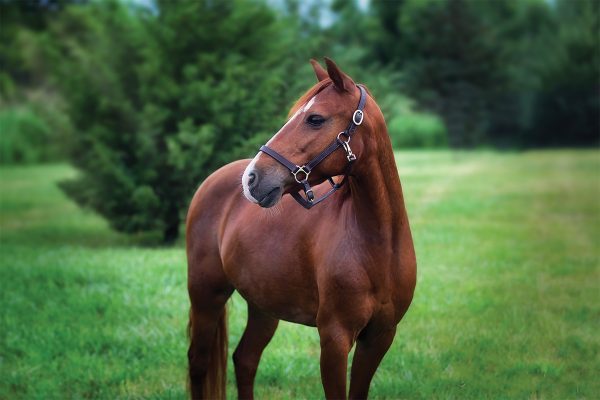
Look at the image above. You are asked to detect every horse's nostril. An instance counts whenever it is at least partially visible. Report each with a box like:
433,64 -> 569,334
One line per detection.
248,172 -> 257,186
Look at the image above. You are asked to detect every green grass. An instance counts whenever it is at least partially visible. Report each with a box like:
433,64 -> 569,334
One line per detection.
1,150 -> 599,399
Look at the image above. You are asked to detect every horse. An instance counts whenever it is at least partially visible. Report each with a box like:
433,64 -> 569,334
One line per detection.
186,58 -> 416,400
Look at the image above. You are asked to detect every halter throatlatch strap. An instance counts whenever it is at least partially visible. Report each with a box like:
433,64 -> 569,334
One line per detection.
259,84 -> 367,209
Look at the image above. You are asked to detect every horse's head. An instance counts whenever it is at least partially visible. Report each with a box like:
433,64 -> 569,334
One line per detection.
243,58 -> 370,208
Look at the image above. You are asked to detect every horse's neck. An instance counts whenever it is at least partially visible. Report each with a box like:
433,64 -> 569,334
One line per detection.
346,135 -> 406,243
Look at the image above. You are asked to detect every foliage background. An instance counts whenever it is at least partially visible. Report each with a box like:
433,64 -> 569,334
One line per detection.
0,0 -> 598,398
1,0 -> 597,241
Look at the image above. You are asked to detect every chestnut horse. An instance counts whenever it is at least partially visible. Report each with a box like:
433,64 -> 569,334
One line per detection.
186,58 -> 416,399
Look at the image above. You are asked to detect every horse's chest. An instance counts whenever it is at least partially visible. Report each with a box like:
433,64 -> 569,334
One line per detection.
221,229 -> 319,325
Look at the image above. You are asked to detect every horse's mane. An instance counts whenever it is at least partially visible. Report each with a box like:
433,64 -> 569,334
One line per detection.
287,79 -> 333,118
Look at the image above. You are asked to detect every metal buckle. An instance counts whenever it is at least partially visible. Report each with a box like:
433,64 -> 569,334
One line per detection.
292,166 -> 310,183
352,110 -> 364,125
305,188 -> 314,202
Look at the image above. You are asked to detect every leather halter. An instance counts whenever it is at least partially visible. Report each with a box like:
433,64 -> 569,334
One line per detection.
260,84 -> 367,209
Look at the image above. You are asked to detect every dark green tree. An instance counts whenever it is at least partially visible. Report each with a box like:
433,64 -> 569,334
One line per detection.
527,0 -> 599,146
49,0 -> 300,242
0,0 -> 83,98
0,0 -> 79,163
392,0 -> 505,147
478,0 -> 557,147
366,0 -> 599,148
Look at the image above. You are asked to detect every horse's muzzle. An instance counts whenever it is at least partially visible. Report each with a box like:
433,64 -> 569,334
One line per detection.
242,165 -> 284,208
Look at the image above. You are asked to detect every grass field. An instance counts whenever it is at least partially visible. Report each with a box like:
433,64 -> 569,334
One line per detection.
1,150 -> 598,399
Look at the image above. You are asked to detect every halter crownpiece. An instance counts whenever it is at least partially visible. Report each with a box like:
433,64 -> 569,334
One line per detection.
259,84 -> 367,209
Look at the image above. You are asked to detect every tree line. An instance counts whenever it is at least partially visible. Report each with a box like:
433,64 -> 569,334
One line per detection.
1,0 -> 598,242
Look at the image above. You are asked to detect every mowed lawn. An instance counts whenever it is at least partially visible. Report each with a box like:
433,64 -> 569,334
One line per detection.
1,150 -> 598,399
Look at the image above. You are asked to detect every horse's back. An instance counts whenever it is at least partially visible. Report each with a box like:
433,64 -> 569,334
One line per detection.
188,158 -> 247,214
187,159 -> 249,224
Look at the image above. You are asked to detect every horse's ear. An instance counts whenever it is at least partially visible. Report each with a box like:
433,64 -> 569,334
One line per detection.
310,59 -> 328,82
324,57 -> 355,92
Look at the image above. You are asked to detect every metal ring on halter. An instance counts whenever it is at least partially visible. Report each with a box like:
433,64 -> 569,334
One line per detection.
337,131 -> 351,144
352,110 -> 364,125
292,166 -> 310,183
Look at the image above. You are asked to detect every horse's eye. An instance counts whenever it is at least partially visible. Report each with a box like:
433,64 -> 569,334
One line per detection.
306,114 -> 326,127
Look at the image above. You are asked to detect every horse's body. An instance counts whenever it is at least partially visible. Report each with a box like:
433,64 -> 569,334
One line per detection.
187,59 -> 416,399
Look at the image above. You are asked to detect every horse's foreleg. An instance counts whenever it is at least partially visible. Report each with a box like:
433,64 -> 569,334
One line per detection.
187,250 -> 233,400
348,327 -> 396,400
318,322 -> 355,399
233,304 -> 279,400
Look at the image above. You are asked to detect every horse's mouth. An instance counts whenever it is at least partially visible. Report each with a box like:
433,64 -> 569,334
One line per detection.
257,187 -> 282,208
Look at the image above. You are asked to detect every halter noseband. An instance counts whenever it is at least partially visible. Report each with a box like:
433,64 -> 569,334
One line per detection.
259,84 -> 367,209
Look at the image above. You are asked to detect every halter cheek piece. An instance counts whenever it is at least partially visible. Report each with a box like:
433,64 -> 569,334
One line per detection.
259,84 -> 367,209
